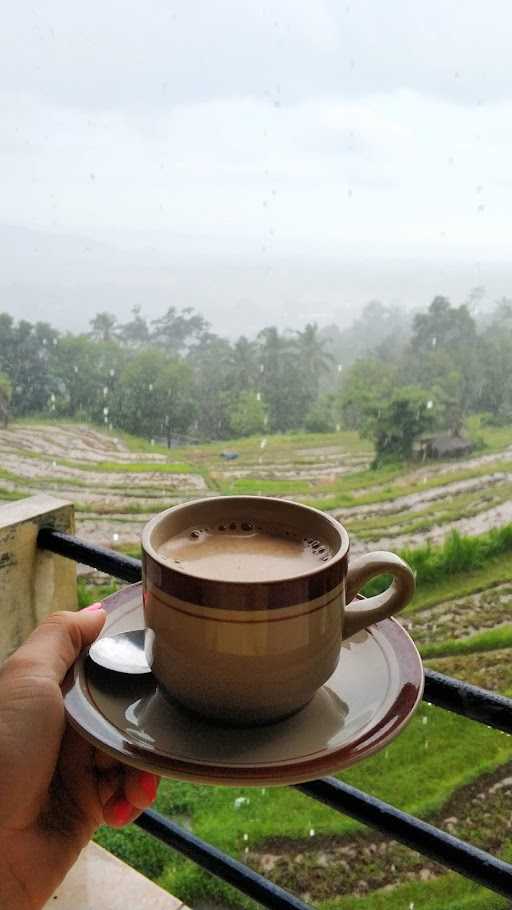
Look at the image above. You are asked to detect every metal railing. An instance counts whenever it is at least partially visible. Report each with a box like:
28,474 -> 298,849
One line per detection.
38,527 -> 512,906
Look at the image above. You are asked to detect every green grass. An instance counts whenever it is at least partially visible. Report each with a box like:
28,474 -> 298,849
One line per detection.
408,553 -> 512,613
95,700 -> 512,906
421,624 -> 512,659
321,870 -> 510,910
364,526 -> 512,606
77,578 -> 120,608
467,413 -> 512,453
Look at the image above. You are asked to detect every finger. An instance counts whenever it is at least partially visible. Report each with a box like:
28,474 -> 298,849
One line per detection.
4,609 -> 106,685
123,769 -> 160,810
97,767 -> 124,809
102,793 -> 141,828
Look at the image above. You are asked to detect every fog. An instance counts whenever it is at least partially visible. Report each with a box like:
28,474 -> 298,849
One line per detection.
3,1 -> 512,332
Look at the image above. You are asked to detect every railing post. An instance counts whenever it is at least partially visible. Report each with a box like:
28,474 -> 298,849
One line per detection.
0,494 -> 77,661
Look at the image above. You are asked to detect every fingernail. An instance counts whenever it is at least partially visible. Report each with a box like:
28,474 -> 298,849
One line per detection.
112,797 -> 134,826
84,602 -> 104,612
138,771 -> 158,802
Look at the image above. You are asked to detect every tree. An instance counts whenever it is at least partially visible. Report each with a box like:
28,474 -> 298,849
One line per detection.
257,327 -> 313,432
294,323 -> 333,399
2,320 -> 59,415
151,307 -> 209,356
304,394 -> 335,433
320,302 -> 411,377
119,306 -> 150,348
432,370 -> 465,436
0,373 -> 12,427
228,336 -> 259,391
362,386 -> 435,465
410,296 -> 477,355
406,296 -> 481,418
229,391 -> 267,437
113,350 -> 195,440
88,312 -> 120,343
477,331 -> 512,423
338,358 -> 397,431
49,335 -> 125,422
187,333 -> 237,439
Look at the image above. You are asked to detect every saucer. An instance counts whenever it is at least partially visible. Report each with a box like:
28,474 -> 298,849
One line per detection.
63,584 -> 424,786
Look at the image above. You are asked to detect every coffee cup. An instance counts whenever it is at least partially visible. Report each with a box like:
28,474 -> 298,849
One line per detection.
141,496 -> 415,726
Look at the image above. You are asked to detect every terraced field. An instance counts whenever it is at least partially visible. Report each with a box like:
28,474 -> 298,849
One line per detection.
2,419 -> 512,909
3,420 -> 512,559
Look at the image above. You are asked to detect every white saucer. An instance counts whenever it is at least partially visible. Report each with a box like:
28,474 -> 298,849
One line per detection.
63,584 -> 424,786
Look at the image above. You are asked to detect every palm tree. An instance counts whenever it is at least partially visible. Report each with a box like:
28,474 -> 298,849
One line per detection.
294,323 -> 333,397
229,336 -> 259,390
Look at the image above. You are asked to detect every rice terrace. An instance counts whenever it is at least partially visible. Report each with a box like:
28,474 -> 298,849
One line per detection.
2,418 -> 512,909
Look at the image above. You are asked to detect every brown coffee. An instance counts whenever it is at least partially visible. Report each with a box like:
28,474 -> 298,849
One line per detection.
157,519 -> 332,582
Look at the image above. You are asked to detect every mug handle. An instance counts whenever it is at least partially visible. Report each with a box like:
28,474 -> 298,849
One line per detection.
344,551 -> 415,638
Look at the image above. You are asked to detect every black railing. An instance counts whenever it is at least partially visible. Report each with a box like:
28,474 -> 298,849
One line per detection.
38,527 -> 512,904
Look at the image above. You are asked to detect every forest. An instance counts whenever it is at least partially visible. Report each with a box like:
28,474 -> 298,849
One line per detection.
1,293 -> 511,461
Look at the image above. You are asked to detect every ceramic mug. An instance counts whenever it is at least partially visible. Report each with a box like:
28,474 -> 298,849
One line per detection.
141,496 -> 415,725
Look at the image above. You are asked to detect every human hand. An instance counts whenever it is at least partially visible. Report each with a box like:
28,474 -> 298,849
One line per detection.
0,605 -> 160,910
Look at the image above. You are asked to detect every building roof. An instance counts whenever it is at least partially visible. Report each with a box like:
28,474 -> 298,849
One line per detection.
421,433 -> 473,454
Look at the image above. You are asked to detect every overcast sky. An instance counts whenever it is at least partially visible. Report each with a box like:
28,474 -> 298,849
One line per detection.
2,1 -> 512,334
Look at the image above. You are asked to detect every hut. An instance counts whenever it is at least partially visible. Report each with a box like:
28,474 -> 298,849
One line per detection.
417,433 -> 473,460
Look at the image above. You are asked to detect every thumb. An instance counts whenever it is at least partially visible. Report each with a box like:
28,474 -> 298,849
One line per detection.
4,608 -> 106,685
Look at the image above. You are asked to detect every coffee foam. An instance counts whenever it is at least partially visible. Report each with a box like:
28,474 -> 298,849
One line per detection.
157,518 -> 332,582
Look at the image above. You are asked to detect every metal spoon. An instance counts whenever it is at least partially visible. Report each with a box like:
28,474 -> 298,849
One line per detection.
88,630 -> 151,674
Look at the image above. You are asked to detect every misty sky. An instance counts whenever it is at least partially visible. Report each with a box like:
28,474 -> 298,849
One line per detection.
2,1 -> 512,334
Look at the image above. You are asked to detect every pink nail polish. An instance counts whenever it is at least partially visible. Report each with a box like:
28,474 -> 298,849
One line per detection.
112,798 -> 133,826
138,772 -> 158,802
84,602 -> 104,612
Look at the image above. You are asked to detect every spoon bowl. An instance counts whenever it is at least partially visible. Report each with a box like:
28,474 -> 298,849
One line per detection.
88,630 -> 151,675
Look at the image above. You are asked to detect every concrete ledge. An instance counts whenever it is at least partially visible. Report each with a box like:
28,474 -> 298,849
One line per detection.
45,842 -> 189,910
0,494 -> 76,661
